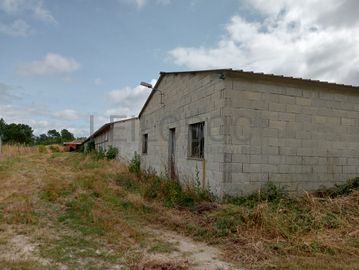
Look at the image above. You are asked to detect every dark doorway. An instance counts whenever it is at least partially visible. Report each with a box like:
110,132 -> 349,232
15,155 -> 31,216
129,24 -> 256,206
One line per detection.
169,128 -> 176,179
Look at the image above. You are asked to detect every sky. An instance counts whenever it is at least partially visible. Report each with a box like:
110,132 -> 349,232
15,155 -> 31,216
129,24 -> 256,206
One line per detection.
1,0 -> 359,137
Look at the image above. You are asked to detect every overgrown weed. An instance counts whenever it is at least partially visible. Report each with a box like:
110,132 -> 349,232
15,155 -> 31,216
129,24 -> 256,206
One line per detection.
1,144 -> 38,157
116,170 -> 214,209
1,149 -> 358,270
0,196 -> 38,224
314,177 -> 359,197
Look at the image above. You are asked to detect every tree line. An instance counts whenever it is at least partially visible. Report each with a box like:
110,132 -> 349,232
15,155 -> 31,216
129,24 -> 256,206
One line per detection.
0,118 -> 81,145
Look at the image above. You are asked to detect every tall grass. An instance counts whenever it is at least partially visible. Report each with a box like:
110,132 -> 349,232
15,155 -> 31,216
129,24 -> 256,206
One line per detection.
1,195 -> 38,224
1,144 -> 38,157
2,149 -> 357,270
116,170 -> 214,209
0,143 -> 65,157
143,179 -> 359,268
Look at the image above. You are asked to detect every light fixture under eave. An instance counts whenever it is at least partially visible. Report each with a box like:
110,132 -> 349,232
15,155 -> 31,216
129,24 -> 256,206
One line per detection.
140,81 -> 165,106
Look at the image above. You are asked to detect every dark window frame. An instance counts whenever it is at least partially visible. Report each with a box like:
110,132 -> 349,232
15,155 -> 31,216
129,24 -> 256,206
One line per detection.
142,133 -> 148,154
188,122 -> 204,159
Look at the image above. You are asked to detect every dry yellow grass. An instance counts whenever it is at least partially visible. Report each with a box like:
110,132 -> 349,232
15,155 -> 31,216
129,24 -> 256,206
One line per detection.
0,145 -> 234,269
0,144 -> 358,269
1,144 -> 38,157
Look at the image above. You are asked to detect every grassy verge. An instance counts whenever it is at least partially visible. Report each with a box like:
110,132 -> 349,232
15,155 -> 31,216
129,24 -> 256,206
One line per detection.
37,154 -> 153,268
113,167 -> 359,269
0,146 -> 358,269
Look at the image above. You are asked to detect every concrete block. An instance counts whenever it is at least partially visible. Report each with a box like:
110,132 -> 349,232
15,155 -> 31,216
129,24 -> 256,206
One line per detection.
269,102 -> 287,112
296,131 -> 312,140
286,87 -> 303,97
250,173 -> 269,182
296,97 -> 312,106
262,128 -> 278,137
279,146 -> 297,156
279,95 -> 296,104
278,128 -> 296,139
287,104 -> 302,113
295,114 -> 312,123
341,118 -> 355,126
232,153 -> 249,163
269,120 -> 287,129
278,112 -> 296,122
244,91 -> 262,100
243,163 -> 262,173
250,154 -> 268,164
261,111 -> 278,120
261,164 -> 278,173
262,145 -> 279,155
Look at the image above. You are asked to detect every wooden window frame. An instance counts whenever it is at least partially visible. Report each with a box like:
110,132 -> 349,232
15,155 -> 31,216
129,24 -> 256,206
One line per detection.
188,122 -> 204,159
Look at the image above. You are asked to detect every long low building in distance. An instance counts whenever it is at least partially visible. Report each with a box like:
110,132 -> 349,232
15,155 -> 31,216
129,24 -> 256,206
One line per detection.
83,117 -> 139,162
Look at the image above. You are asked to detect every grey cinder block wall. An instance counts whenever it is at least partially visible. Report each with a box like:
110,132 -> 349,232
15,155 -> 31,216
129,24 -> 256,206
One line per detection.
223,71 -> 359,195
89,117 -> 139,162
139,71 -> 225,194
139,69 -> 359,197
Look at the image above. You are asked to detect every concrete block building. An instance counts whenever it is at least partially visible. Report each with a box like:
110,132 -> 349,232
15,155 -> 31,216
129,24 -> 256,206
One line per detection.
139,69 -> 359,196
84,117 -> 139,161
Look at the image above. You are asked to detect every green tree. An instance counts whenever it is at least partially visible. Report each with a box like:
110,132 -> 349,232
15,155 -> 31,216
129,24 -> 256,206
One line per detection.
36,134 -> 49,144
47,129 -> 61,143
47,129 -> 61,139
61,129 -> 75,142
0,118 -> 6,138
3,123 -> 34,144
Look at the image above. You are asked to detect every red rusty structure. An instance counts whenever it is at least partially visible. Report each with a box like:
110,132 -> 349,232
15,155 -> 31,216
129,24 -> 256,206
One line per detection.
63,141 -> 82,152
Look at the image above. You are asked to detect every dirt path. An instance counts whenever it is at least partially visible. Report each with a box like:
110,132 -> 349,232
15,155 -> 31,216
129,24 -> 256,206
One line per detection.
0,226 -> 242,270
0,150 -> 244,269
143,227 -> 242,270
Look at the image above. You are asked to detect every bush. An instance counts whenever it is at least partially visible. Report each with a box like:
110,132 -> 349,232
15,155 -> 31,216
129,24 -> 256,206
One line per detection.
76,144 -> 84,153
84,140 -> 95,154
95,147 -> 105,160
143,177 -> 195,208
141,173 -> 214,209
128,152 -> 141,174
38,145 -> 47,153
116,172 -> 139,192
315,177 -> 359,197
225,181 -> 288,207
49,145 -> 61,153
105,145 -> 118,160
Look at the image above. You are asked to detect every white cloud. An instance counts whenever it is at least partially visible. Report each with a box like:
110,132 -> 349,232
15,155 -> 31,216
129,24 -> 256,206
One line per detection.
134,0 -> 146,8
0,104 -> 88,137
105,79 -> 155,117
122,0 -> 171,8
28,119 -> 89,137
0,81 -> 87,137
27,119 -> 49,134
0,104 -> 44,123
168,0 -> 359,85
54,109 -> 83,121
0,0 -> 56,23
31,0 -> 56,24
0,0 -> 25,14
94,78 -> 103,86
0,19 -> 30,36
17,53 -> 80,76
